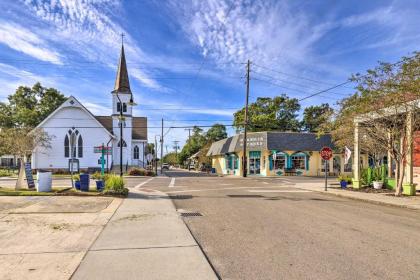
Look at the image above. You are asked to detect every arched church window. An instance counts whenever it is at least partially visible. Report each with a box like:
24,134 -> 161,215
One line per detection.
123,103 -> 127,112
133,145 -> 139,159
64,135 -> 69,158
118,139 -> 127,147
78,135 -> 83,158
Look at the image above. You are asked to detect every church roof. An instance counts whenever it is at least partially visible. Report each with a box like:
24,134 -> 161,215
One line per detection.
94,116 -> 147,141
132,117 -> 148,140
113,44 -> 131,94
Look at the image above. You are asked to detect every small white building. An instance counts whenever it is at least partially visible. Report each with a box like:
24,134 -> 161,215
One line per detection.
31,43 -> 147,172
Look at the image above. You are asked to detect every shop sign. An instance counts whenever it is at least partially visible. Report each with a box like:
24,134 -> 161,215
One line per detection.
239,135 -> 265,149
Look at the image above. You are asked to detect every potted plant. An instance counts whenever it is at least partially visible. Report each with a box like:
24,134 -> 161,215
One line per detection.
91,172 -> 105,191
338,174 -> 348,188
72,174 -> 81,190
372,167 -> 383,189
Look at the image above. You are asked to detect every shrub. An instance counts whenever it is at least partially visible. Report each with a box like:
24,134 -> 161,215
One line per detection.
103,174 -> 128,196
128,168 -> 146,176
0,169 -> 11,177
91,171 -> 103,180
145,170 -> 156,176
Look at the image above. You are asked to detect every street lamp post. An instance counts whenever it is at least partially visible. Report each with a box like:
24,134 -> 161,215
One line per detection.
115,92 -> 136,177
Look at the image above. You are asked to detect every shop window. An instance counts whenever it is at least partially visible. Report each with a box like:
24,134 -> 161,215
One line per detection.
273,154 -> 286,169
292,155 -> 306,169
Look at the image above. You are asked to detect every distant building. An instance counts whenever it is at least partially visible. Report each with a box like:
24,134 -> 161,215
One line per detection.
31,42 -> 147,172
207,131 -> 367,176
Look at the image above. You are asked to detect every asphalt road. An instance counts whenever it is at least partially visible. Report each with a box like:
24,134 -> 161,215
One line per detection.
137,170 -> 420,280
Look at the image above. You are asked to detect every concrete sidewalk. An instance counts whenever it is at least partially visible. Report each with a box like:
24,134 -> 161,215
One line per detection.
72,189 -> 217,280
297,182 -> 420,210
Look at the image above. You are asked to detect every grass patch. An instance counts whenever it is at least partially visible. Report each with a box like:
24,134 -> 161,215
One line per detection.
0,187 -> 70,196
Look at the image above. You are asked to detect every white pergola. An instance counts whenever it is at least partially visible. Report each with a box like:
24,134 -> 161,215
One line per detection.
352,100 -> 418,195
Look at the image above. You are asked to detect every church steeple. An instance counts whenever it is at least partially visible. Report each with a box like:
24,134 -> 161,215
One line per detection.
113,37 -> 131,94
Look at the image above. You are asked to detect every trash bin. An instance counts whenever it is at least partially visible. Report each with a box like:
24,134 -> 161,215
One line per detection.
80,173 -> 90,192
37,170 -> 52,192
96,180 -> 104,191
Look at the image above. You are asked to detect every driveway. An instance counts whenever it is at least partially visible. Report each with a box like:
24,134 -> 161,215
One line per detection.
0,195 -> 122,280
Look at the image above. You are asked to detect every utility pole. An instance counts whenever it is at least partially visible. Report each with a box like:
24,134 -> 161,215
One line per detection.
185,128 -> 192,171
242,60 -> 250,177
160,118 -> 164,174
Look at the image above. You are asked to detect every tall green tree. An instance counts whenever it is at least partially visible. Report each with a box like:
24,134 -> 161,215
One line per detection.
325,52 -> 420,196
162,152 -> 178,165
206,123 -> 227,142
0,82 -> 66,128
302,103 -> 333,132
233,95 -> 301,132
178,126 -> 206,164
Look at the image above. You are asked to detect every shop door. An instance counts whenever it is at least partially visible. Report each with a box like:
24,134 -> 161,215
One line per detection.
249,158 -> 261,175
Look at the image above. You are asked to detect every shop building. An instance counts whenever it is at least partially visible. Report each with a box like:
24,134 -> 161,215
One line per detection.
207,131 -> 366,176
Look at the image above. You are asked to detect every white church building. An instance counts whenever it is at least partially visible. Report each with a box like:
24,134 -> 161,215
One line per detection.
31,43 -> 147,172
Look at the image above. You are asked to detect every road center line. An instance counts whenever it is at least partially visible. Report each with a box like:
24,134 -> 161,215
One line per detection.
135,178 -> 154,189
168,178 -> 175,188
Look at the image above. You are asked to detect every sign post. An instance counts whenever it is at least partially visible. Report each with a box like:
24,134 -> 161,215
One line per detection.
101,143 -> 105,176
94,145 -> 111,175
320,147 -> 333,191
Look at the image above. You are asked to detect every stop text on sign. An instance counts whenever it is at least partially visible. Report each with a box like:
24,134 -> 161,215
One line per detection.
320,147 -> 333,160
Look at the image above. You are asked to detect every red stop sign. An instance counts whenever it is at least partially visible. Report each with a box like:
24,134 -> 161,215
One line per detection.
320,147 -> 333,160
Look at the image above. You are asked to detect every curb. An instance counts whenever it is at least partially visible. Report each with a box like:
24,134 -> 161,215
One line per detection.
299,186 -> 420,210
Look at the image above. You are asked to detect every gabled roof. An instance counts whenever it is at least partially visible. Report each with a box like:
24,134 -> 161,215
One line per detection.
94,116 -> 147,141
36,96 -> 114,138
207,131 -> 334,156
267,132 -> 333,151
113,44 -> 131,94
132,117 -> 147,140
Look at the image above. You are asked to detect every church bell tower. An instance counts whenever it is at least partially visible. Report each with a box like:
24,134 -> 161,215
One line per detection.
112,37 -> 135,167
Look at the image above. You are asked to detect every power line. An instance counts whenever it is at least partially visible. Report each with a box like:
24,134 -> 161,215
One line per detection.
297,55 -> 414,101
253,63 -> 355,89
252,71 -> 351,96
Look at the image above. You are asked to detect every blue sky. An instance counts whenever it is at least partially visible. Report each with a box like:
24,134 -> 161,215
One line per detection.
0,0 -> 419,152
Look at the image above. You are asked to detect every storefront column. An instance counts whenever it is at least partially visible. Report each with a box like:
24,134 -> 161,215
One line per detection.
353,121 -> 361,188
403,112 -> 415,195
387,132 -> 393,178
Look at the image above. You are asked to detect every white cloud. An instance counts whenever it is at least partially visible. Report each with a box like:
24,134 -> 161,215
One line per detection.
179,1 -> 330,70
0,63 -> 57,99
0,22 -> 62,64
21,0 -> 161,90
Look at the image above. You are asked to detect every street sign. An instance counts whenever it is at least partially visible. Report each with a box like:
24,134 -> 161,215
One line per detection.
94,146 -> 112,154
146,153 -> 153,162
320,146 -> 332,191
320,147 -> 333,160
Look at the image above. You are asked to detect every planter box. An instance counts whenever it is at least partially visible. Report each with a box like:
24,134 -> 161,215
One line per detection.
373,181 -> 383,189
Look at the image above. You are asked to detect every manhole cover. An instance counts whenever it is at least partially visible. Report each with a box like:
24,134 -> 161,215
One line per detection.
180,212 -> 203,217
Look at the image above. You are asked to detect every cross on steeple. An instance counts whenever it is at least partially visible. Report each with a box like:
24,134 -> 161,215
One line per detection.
113,33 -> 131,94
